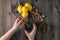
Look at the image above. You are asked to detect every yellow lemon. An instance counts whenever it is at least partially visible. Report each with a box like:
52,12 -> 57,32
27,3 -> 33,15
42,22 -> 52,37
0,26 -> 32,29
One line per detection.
22,6 -> 28,12
25,2 -> 32,11
17,5 -> 23,14
22,12 -> 28,18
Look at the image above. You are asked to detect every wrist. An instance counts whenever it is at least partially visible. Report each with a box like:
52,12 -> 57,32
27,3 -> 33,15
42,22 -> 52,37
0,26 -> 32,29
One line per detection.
29,38 -> 34,40
11,26 -> 18,32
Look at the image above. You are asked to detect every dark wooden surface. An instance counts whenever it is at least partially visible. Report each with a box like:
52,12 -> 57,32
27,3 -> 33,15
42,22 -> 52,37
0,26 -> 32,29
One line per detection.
0,0 -> 60,40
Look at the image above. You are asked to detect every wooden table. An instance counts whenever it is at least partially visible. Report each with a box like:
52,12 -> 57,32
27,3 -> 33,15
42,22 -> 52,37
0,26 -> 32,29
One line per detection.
0,0 -> 59,40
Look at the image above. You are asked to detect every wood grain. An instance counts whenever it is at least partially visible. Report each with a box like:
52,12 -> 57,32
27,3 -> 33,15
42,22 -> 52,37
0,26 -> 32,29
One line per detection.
0,0 -> 59,40
0,0 -> 2,37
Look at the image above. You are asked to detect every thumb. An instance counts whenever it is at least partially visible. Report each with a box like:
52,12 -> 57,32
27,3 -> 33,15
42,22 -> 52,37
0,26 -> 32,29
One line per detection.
24,29 -> 29,37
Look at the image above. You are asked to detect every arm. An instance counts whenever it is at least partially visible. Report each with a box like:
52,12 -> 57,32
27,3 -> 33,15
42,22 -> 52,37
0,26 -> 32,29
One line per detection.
0,17 -> 24,40
0,27 -> 17,40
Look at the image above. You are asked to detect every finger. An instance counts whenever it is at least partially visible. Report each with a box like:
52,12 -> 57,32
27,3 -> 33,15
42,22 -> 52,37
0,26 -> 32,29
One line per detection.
24,29 -> 29,37
30,23 -> 36,35
19,22 -> 25,29
15,17 -> 21,23
21,18 -> 24,22
17,19 -> 23,25
18,18 -> 25,24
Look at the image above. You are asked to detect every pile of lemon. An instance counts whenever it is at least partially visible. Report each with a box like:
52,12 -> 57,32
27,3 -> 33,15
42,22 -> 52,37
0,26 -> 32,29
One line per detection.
17,2 -> 32,18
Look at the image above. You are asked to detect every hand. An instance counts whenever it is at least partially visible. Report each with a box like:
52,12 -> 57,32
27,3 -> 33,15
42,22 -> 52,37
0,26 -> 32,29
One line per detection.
24,23 -> 36,40
12,17 -> 24,31
0,17 -> 24,40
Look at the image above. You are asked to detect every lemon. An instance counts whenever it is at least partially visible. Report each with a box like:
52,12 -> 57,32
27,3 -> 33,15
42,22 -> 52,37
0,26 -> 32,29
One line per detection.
25,2 -> 32,11
22,6 -> 28,12
17,5 -> 23,14
22,12 -> 28,18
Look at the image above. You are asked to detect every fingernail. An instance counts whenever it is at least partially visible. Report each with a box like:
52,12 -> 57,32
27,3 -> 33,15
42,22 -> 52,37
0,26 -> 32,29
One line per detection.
22,18 -> 24,22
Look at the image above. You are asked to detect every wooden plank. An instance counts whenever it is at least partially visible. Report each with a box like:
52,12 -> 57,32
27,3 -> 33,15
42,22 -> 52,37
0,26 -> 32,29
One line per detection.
1,0 -> 11,34
5,0 -> 12,32
0,0 -> 59,40
0,0 -> 2,37
10,0 -> 26,40
1,0 -> 7,35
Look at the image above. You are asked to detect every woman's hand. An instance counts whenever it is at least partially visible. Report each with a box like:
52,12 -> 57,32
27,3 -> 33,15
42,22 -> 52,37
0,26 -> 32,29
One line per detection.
24,23 -> 36,40
12,17 -> 24,31
0,17 -> 24,40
